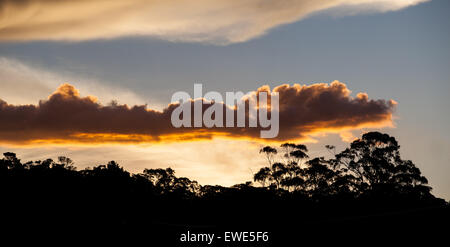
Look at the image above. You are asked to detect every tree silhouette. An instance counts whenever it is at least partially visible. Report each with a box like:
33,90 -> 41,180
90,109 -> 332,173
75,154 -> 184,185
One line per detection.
259,146 -> 277,165
330,132 -> 431,199
0,131 -> 447,244
252,132 -> 439,202
141,167 -> 200,197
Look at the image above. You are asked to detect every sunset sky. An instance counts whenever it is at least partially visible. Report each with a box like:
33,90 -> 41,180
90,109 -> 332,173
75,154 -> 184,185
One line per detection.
0,0 -> 449,199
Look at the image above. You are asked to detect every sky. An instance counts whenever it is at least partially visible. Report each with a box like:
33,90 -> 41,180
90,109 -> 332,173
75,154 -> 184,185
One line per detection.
0,0 -> 449,199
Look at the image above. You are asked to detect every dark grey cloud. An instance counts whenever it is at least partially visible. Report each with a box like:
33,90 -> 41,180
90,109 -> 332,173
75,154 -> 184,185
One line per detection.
0,82 -> 396,144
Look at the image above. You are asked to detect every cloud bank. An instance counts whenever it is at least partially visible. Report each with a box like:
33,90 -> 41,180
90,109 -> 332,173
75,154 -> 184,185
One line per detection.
0,0 -> 428,43
0,82 -> 396,144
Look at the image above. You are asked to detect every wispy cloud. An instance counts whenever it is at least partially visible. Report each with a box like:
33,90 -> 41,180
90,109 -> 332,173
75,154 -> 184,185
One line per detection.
0,57 -> 155,107
0,0 -> 428,44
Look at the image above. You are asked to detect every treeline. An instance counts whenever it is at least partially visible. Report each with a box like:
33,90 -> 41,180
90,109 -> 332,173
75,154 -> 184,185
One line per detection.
1,132 -> 442,202
253,132 -> 434,200
0,132 -> 448,244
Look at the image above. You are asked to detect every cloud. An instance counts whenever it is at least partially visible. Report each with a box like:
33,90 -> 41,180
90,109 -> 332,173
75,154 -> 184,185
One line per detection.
0,0 -> 428,44
0,81 -> 396,144
0,57 -> 160,108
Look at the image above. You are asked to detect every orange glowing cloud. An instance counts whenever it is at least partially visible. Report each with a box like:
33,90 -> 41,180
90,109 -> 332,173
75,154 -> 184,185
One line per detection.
0,82 -> 396,145
0,0 -> 428,44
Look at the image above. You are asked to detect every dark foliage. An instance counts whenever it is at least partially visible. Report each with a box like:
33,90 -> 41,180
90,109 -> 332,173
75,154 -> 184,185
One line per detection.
0,132 -> 448,244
